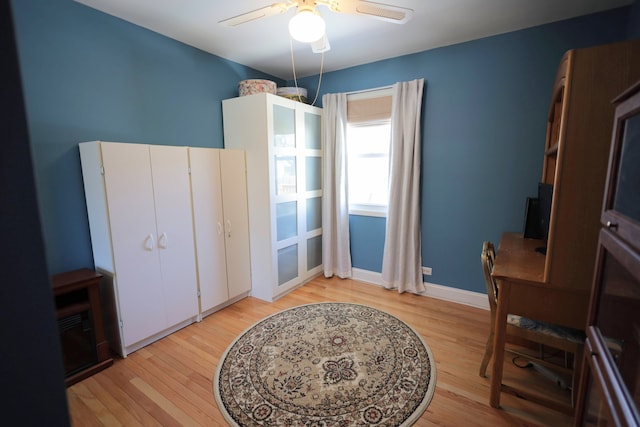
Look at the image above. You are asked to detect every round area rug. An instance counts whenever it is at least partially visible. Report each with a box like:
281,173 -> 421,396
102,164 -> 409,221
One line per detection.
214,302 -> 436,426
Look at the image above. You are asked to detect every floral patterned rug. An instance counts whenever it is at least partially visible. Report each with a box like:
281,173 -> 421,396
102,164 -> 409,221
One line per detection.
214,302 -> 436,426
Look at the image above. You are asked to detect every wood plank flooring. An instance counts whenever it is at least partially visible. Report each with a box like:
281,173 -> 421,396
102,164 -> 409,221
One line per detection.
67,276 -> 574,426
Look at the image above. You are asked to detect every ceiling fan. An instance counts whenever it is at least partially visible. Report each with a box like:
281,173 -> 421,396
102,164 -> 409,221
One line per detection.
219,0 -> 414,52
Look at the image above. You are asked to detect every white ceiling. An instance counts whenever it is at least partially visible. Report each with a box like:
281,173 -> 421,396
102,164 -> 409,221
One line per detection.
74,0 -> 633,80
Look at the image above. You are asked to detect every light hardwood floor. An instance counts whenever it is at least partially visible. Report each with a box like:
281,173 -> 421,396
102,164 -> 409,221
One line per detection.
67,276 -> 574,426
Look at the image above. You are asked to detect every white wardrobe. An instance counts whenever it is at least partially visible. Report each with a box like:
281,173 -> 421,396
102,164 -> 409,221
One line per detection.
79,141 -> 250,356
189,147 -> 251,316
222,93 -> 323,301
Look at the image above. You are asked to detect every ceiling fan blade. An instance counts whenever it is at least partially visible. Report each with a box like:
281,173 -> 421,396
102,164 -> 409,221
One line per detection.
323,0 -> 413,24
219,2 -> 293,27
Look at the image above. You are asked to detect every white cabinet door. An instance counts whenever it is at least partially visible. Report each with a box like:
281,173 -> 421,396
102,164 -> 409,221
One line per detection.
220,149 -> 252,299
100,142 -> 165,346
190,148 -> 252,312
149,145 -> 199,327
271,100 -> 324,293
271,101 -> 300,294
189,147 -> 229,312
300,108 -> 323,279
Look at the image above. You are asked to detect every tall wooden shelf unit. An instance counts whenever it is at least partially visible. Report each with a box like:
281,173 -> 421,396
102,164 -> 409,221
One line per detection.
538,39 -> 640,328
574,80 -> 640,426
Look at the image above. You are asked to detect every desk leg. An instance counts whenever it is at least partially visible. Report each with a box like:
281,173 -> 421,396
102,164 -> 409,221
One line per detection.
490,280 -> 510,408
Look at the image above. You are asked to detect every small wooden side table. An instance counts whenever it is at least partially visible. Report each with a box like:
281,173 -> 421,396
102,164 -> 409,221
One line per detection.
52,268 -> 113,386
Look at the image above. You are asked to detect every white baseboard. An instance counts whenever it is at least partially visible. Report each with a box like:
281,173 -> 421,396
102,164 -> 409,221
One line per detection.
350,268 -> 381,286
352,268 -> 489,310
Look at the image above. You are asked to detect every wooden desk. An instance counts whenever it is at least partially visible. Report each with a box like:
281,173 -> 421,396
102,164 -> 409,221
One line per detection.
489,232 -> 589,409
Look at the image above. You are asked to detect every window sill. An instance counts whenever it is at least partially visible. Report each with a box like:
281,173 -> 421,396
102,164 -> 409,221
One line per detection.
349,207 -> 387,218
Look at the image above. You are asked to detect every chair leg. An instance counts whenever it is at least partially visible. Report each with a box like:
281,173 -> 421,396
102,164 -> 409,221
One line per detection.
479,335 -> 494,377
479,313 -> 496,377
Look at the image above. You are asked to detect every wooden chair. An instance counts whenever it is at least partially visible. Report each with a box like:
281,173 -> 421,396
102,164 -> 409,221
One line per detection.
479,241 -> 585,410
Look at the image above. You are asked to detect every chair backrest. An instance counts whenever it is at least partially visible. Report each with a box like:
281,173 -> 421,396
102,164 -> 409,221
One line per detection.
482,241 -> 498,312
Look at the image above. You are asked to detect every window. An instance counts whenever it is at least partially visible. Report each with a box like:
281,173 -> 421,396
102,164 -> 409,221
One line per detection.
347,121 -> 391,216
346,88 -> 392,217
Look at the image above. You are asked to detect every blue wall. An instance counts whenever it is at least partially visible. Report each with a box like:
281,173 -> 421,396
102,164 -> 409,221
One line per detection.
296,7 -> 633,292
11,0 -> 281,273
11,0 -> 636,294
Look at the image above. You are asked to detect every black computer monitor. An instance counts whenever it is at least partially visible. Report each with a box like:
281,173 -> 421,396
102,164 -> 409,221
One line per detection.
523,183 -> 553,241
538,183 -> 553,241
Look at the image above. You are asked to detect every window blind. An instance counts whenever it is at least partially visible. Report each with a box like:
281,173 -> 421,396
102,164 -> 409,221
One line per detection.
347,88 -> 392,124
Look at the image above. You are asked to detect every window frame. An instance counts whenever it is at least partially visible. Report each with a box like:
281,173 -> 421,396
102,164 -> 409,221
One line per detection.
346,119 -> 391,218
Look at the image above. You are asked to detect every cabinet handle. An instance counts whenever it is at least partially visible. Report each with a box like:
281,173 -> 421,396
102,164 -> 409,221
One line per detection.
158,232 -> 168,249
144,234 -> 155,251
605,221 -> 618,229
217,222 -> 223,236
226,220 -> 232,238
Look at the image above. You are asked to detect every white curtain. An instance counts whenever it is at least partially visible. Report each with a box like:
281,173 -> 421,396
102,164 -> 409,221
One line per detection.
381,79 -> 425,293
322,93 -> 352,278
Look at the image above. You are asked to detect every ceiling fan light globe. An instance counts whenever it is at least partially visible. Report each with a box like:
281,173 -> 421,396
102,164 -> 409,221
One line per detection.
289,9 -> 325,43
